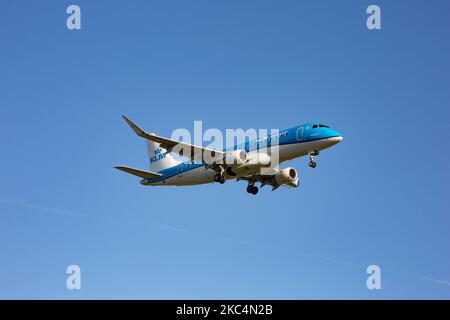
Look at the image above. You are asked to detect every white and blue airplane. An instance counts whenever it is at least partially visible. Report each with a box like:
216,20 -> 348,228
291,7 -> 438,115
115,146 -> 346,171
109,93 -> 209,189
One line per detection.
115,116 -> 343,195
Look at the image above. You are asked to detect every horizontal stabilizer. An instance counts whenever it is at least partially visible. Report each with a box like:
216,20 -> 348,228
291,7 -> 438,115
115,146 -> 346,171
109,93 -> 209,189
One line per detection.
114,166 -> 162,180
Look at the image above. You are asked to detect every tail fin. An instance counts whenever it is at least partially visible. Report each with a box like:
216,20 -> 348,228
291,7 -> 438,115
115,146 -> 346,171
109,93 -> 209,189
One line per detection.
147,139 -> 180,172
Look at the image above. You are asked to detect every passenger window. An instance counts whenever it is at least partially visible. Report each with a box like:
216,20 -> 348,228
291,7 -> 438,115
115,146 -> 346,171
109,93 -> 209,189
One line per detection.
312,125 -> 318,129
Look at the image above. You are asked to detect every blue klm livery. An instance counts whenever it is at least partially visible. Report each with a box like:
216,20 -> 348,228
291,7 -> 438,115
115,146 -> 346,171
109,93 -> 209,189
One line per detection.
115,117 -> 343,195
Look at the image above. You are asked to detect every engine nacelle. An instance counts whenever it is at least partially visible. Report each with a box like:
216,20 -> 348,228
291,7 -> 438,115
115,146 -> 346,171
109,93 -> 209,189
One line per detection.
225,152 -> 272,177
224,149 -> 247,165
245,152 -> 271,167
274,167 -> 298,186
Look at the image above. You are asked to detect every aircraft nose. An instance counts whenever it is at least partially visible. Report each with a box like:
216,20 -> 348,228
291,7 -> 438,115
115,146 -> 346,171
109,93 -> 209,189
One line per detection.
328,136 -> 343,144
328,130 -> 343,144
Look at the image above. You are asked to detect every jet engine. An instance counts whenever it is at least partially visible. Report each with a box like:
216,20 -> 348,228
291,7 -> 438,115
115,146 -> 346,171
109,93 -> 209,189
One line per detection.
225,152 -> 272,177
224,149 -> 247,165
274,167 -> 299,186
245,152 -> 271,167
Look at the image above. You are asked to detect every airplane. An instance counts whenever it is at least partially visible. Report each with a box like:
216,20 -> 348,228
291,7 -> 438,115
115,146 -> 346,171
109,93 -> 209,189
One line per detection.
115,116 -> 343,195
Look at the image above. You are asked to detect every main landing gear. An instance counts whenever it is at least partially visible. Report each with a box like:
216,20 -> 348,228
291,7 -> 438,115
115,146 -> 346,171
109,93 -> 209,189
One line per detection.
309,151 -> 319,168
212,165 -> 226,184
246,184 -> 259,195
214,173 -> 225,184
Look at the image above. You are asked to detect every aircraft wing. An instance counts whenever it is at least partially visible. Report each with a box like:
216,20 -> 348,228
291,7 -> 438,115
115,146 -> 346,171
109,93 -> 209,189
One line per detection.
122,116 -> 225,163
115,166 -> 162,179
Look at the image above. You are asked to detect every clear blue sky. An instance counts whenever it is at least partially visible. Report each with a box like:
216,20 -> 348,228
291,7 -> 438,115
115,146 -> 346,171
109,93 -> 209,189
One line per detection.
1,0 -> 449,299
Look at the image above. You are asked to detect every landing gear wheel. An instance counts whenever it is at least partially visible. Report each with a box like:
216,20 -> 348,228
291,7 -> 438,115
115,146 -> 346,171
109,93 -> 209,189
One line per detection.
309,151 -> 318,168
247,185 -> 258,195
214,173 -> 225,183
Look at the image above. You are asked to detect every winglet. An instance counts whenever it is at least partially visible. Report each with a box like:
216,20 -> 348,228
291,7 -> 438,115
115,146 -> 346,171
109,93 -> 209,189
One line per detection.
122,115 -> 146,137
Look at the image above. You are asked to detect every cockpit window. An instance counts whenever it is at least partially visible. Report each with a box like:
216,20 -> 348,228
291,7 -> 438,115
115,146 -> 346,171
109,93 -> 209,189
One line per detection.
319,124 -> 329,128
312,124 -> 318,129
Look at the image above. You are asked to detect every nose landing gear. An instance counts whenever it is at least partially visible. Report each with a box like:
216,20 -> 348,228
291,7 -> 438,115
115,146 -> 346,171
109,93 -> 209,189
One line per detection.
309,151 -> 319,168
